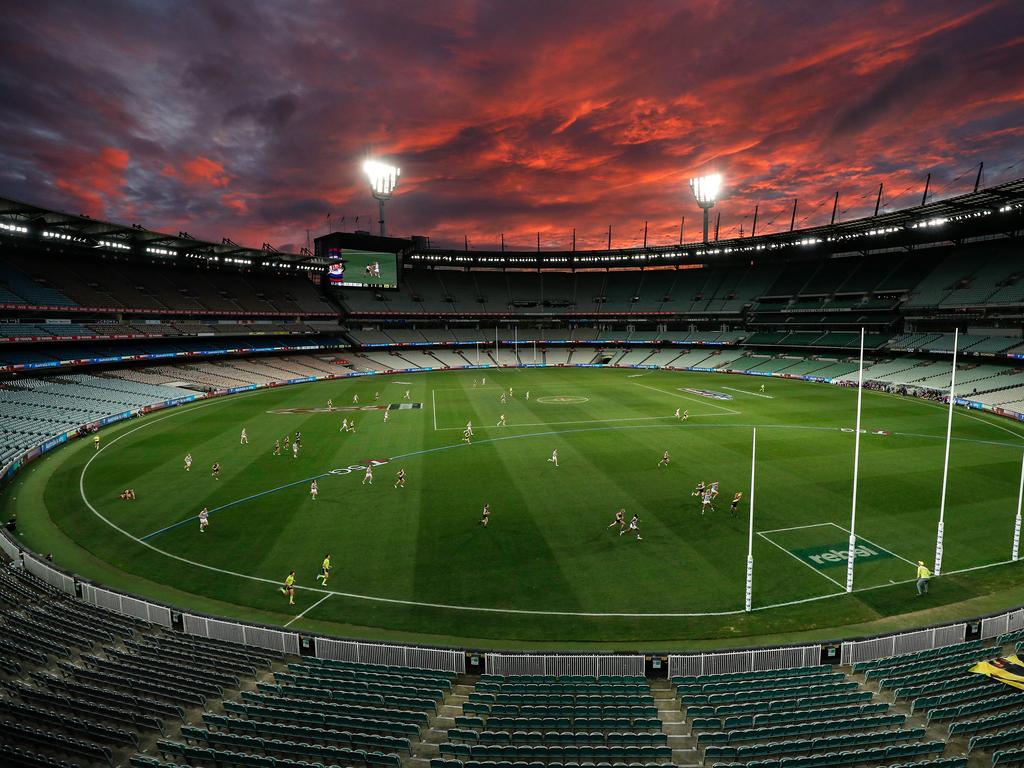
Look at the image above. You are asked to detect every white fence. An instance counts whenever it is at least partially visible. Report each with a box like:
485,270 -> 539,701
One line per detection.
81,583 -> 173,628
316,637 -> 466,673
183,614 -> 300,655
668,645 -> 821,678
840,623 -> 966,665
485,653 -> 645,677
23,553 -> 77,596
980,608 -> 1024,641
0,531 -> 20,562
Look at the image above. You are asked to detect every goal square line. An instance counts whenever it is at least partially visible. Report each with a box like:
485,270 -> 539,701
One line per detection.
756,527 -> 848,591
823,521 -> 918,566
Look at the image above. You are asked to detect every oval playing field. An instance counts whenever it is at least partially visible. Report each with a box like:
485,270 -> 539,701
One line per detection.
5,366 -> 1024,649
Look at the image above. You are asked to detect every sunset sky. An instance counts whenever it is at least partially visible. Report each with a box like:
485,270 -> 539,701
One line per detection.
1,0 -> 1023,251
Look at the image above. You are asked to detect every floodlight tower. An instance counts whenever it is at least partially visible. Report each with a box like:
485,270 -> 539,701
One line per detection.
363,160 -> 400,237
689,173 -> 722,243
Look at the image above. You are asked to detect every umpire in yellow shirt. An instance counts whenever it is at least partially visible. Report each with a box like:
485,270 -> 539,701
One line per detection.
916,561 -> 931,595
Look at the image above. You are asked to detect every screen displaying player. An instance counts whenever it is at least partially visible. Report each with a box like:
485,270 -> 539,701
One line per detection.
325,248 -> 398,288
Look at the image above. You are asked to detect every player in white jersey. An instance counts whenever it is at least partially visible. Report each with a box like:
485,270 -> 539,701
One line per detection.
508,387 -> 513,397
683,409 -> 689,420
362,464 -> 373,485
352,393 -> 359,404
710,481 -> 720,499
658,450 -> 670,467
466,421 -> 473,435
199,507 -> 209,532
674,408 -> 681,419
481,377 -> 486,386
240,428 -> 248,445
462,428 -> 472,444
292,441 -> 299,459
327,399 -> 333,409
310,480 -> 318,500
759,384 -> 765,393
383,409 -> 390,423
525,391 -> 530,400
374,391 -> 380,401
548,449 -> 559,467
340,418 -> 348,432
404,390 -> 411,400
184,453 -> 192,471
497,414 -> 507,426
621,514 -> 642,540
394,468 -> 406,488
500,393 -> 507,404
701,490 -> 715,516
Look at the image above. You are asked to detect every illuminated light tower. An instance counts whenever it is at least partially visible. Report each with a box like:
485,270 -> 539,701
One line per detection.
363,160 -> 400,237
690,173 -> 722,243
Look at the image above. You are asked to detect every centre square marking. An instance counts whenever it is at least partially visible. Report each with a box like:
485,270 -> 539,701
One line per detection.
791,540 -> 894,569
535,395 -> 590,404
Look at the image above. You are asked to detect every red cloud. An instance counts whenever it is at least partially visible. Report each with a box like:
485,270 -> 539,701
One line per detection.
162,156 -> 231,188
53,147 -> 130,217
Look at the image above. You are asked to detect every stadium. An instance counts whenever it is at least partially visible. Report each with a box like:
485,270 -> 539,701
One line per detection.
3,3 -> 1024,768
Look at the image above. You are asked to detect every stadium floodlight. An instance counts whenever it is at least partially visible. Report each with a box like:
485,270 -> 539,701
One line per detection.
363,159 -> 400,237
689,173 -> 722,243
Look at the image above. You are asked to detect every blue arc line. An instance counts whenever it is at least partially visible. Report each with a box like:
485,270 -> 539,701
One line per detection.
140,473 -> 329,541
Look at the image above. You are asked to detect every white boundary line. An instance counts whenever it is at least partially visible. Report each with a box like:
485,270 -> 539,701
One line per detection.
722,385 -> 775,399
431,389 -> 437,431
70,376 -> 1024,619
284,593 -> 332,627
756,530 -> 849,591
631,382 -> 742,414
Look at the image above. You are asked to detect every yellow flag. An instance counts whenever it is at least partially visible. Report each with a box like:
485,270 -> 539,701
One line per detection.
970,654 -> 1024,692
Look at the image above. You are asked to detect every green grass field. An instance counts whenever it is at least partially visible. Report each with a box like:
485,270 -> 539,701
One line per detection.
4,366 -> 1024,650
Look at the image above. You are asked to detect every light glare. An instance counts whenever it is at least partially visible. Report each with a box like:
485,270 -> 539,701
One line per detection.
363,160 -> 400,198
690,173 -> 722,206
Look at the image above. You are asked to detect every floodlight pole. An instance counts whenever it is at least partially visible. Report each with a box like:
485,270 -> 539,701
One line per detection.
745,428 -> 757,612
1012,451 -> 1024,561
702,209 -> 710,244
846,327 -> 866,593
935,328 -> 959,576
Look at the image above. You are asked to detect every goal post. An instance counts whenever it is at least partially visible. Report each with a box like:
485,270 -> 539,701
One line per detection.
745,427 -> 756,612
935,328 -> 959,576
846,327 -> 865,593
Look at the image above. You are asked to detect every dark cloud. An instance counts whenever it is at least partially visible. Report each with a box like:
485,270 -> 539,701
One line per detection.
0,0 -> 1022,250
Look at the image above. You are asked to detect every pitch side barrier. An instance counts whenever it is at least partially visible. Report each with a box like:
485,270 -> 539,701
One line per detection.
0,524 -> 1021,676
0,362 -> 1021,675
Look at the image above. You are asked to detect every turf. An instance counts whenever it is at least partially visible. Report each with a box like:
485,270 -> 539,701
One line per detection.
4,366 -> 1024,649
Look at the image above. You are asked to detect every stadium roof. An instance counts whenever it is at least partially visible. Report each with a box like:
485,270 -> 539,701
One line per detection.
3,178 -> 1024,273
0,196 -> 329,271
405,177 -> 1024,269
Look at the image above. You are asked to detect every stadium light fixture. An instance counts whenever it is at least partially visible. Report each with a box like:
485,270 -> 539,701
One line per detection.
689,173 -> 722,243
363,159 -> 400,237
